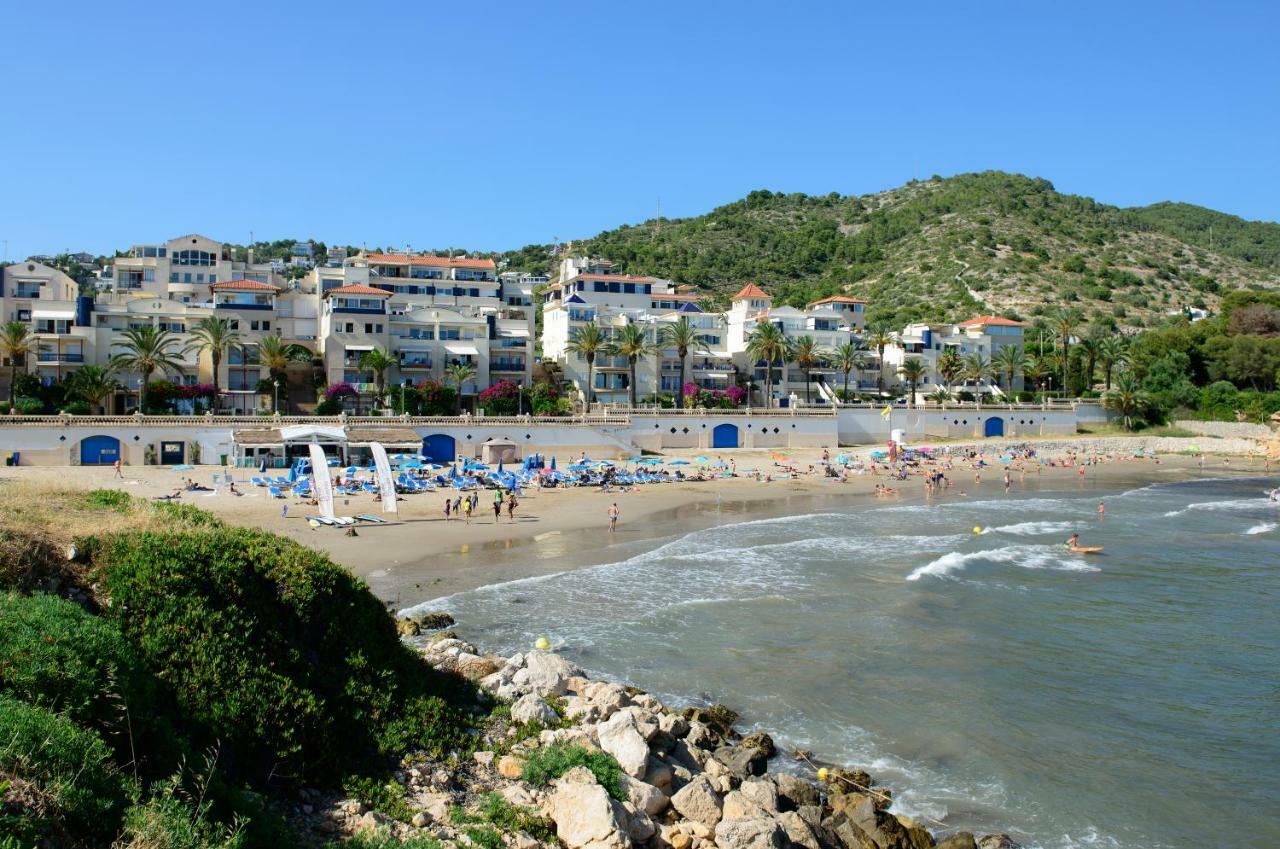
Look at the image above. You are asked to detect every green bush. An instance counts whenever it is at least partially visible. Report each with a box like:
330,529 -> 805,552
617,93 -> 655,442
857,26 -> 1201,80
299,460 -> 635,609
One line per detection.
118,779 -> 246,849
315,398 -> 344,416
451,792 -> 555,842
520,743 -> 624,801
86,488 -> 134,511
97,526 -> 475,783
60,401 -> 91,415
12,398 -> 44,415
324,833 -> 441,849
0,593 -> 154,745
0,696 -> 129,835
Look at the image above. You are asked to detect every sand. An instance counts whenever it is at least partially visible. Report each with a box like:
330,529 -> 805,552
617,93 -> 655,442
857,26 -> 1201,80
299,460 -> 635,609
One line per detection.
3,438 -> 1266,609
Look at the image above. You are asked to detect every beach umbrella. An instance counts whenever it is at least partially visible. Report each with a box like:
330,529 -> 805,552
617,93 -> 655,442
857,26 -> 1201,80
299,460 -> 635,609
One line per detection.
712,460 -> 728,468
550,456 -> 557,471
497,459 -> 504,474
695,456 -> 710,463
627,457 -> 645,463
669,460 -> 690,466
643,458 -> 663,465
171,464 -> 194,471
567,463 -> 590,471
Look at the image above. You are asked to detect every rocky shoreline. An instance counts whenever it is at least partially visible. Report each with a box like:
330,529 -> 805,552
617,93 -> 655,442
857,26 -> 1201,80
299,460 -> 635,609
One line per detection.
294,613 -> 1022,849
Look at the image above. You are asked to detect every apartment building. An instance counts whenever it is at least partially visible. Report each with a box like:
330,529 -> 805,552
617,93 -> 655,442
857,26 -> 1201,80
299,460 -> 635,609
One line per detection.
881,315 -> 1025,399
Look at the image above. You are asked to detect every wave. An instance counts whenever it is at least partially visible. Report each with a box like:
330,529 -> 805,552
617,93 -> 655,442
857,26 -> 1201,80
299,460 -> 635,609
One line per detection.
1162,499 -> 1271,518
907,544 -> 1100,581
991,520 -> 1078,536
1245,522 -> 1277,535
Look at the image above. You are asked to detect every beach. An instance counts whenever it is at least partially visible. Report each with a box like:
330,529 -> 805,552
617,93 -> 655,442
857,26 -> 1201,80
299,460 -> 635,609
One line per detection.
1,435 -> 1268,608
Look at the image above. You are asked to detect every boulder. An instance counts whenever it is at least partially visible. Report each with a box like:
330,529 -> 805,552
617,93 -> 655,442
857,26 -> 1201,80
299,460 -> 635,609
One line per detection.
824,813 -> 878,849
977,836 -> 1021,849
583,681 -> 630,713
512,651 -> 581,696
670,775 -> 723,828
775,773 -> 821,811
547,766 -> 629,849
776,812 -> 823,849
936,835 -> 979,849
497,755 -> 525,780
625,805 -> 657,843
512,693 -> 560,726
499,784 -> 538,807
396,618 -> 421,636
682,704 -> 739,738
669,831 -> 693,849
722,791 -> 770,821
686,720 -> 719,749
410,611 -> 456,629
895,815 -> 935,849
738,731 -> 775,758
738,778 -> 778,814
454,653 -> 504,681
621,775 -> 670,817
597,710 -> 651,779
658,712 -> 691,739
713,817 -> 786,849
645,757 -> 675,795
473,751 -> 496,768
713,743 -> 769,780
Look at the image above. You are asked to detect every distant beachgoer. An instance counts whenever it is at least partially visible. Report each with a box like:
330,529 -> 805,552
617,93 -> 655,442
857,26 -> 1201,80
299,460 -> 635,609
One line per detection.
462,499 -> 473,524
113,458 -> 122,478
492,492 -> 502,522
608,502 -> 619,532
1067,532 -> 1080,549
1098,502 -> 1105,516
1003,471 -> 1011,493
443,498 -> 452,521
281,503 -> 288,518
506,492 -> 517,521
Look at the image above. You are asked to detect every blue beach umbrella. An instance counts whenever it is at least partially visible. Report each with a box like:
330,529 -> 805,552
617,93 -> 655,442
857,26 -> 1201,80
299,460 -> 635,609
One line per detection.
694,456 -> 710,463
669,460 -> 690,466
497,459 -> 504,474
550,456 -> 557,471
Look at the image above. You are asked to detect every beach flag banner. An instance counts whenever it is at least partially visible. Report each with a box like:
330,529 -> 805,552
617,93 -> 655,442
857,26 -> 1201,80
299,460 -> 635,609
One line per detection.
370,442 -> 398,515
881,405 -> 892,418
309,443 -> 336,520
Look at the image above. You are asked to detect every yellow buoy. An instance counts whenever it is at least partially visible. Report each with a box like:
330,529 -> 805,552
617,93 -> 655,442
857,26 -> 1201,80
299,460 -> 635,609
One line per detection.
534,637 -> 551,651
973,526 -> 983,534
817,767 -> 829,782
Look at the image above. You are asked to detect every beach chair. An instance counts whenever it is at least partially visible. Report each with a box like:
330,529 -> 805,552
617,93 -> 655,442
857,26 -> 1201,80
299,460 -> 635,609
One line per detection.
268,486 -> 286,499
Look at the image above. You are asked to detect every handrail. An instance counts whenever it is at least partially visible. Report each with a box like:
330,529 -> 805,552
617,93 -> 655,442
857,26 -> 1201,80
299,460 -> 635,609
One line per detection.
0,413 -> 629,428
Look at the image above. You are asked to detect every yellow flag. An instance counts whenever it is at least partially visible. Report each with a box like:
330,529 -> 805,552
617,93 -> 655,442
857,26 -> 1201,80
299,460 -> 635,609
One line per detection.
880,406 -> 892,418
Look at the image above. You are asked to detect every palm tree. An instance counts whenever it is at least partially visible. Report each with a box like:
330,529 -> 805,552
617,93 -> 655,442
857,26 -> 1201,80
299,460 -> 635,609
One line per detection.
832,342 -> 866,402
662,316 -> 705,409
746,322 -> 789,408
864,322 -> 894,394
183,316 -> 241,406
67,365 -> 121,414
615,323 -> 658,409
1098,336 -> 1129,390
358,347 -> 395,408
445,361 -> 477,414
937,348 -> 964,396
1053,308 -> 1079,395
898,359 -> 927,407
258,335 -> 313,383
992,345 -> 1026,393
963,352 -> 993,390
1077,336 -> 1102,391
790,335 -> 826,403
1104,372 -> 1149,430
109,325 -> 186,410
566,321 -> 611,407
0,322 -> 34,406
1023,355 -> 1049,395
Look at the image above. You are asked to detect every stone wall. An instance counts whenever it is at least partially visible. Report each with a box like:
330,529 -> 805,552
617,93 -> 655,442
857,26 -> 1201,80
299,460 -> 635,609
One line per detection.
1174,420 -> 1276,440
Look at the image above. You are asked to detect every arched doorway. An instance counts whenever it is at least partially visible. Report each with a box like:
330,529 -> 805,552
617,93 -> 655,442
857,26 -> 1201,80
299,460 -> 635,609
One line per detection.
712,423 -> 740,449
80,435 -> 121,465
984,417 -> 1005,437
422,433 -> 456,463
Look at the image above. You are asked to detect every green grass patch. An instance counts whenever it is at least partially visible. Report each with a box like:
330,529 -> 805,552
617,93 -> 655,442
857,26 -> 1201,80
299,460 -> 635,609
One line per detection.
86,489 -> 134,511
450,792 -> 555,842
520,743 -> 624,801
342,776 -> 414,824
323,834 -> 442,849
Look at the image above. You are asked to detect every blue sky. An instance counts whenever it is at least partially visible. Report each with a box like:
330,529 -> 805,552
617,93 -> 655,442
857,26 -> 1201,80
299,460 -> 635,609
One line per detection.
2,0 -> 1277,261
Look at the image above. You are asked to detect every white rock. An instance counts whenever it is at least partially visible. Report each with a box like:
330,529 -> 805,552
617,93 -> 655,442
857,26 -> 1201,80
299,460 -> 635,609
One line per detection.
584,681 -> 629,712
597,710 -> 650,780
713,817 -> 786,849
633,693 -> 664,712
499,785 -> 538,807
645,757 -> 674,795
721,790 -> 769,821
473,751 -> 495,768
512,651 -> 581,696
626,806 -> 657,843
670,775 -> 723,828
658,712 -> 690,739
621,774 -> 670,816
547,767 -> 628,849
738,778 -> 779,815
686,721 -> 716,748
512,693 -> 560,726
775,812 -> 821,849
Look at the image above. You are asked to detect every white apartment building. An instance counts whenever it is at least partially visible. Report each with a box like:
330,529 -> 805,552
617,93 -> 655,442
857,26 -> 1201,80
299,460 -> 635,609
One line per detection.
881,315 -> 1026,399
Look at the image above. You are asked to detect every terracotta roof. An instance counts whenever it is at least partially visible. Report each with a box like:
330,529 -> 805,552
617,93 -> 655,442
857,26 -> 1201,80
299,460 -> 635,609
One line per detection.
733,283 -> 770,300
325,284 -> 391,297
958,315 -> 1024,327
209,279 -> 279,292
366,253 -> 496,270
808,295 -> 866,306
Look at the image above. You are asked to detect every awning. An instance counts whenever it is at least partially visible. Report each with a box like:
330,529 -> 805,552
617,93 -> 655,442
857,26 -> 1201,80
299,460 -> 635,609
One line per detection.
346,427 -> 423,446
397,346 -> 432,354
344,345 -> 374,352
280,424 -> 347,442
233,429 -> 284,446
498,326 -> 530,338
32,309 -> 75,320
443,343 -> 480,356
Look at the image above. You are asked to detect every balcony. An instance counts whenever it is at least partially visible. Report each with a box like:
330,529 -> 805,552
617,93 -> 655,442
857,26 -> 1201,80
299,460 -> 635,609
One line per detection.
37,352 -> 85,363
13,288 -> 42,299
399,359 -> 433,370
491,360 -> 526,372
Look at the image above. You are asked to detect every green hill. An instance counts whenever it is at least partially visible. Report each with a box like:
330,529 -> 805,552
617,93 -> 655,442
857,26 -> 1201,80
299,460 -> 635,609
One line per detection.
511,171 -> 1279,331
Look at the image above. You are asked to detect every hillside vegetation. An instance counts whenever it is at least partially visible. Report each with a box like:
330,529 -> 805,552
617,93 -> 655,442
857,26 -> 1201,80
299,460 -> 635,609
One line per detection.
512,172 -> 1280,331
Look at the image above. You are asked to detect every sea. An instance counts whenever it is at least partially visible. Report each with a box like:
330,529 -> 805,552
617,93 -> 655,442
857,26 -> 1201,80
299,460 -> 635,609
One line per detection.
404,474 -> 1280,849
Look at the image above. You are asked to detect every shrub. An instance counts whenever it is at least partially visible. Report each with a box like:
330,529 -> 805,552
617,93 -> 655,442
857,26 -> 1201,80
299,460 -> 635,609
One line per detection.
324,382 -> 358,401
60,401 -> 91,415
477,380 -> 520,415
451,792 -> 555,842
0,696 -> 129,835
324,833 -> 441,849
520,743 -> 623,801
13,398 -> 43,415
0,593 -> 153,744
117,779 -> 245,849
315,398 -> 344,415
87,489 -> 134,511
97,526 -> 475,783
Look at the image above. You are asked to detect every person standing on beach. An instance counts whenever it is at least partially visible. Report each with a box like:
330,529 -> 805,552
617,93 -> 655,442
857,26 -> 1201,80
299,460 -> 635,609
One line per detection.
113,458 -> 122,479
607,502 -> 619,533
462,498 -> 473,524
443,497 -> 452,521
506,492 -> 517,522
492,489 -> 502,522
1004,470 -> 1011,493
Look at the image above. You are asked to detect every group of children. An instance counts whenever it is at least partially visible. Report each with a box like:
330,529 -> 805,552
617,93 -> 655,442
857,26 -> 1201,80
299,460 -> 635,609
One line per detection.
442,489 -> 519,524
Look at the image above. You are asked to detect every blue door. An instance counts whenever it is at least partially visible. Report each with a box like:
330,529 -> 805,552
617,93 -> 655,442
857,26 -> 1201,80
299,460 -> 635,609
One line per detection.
422,434 -> 456,463
712,423 -> 739,449
984,417 -> 1005,437
81,435 -> 121,465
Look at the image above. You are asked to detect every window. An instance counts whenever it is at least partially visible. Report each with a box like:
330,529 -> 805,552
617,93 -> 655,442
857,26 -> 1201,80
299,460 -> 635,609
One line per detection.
169,272 -> 178,283
624,283 -> 635,294
250,320 -> 271,332
229,320 -> 240,329
183,273 -> 192,283
344,323 -> 354,333
143,269 -> 155,282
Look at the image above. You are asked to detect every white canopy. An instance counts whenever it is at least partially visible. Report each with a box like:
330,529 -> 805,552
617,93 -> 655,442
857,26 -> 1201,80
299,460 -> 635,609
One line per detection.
443,343 -> 480,356
279,424 -> 347,443
32,309 -> 75,320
